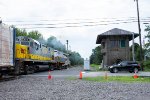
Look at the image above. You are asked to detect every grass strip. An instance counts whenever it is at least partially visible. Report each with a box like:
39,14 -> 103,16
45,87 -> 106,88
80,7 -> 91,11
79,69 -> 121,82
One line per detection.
82,76 -> 150,83
90,64 -> 103,71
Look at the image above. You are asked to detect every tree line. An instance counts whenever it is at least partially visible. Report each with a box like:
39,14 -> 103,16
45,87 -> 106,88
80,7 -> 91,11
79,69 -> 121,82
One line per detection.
16,28 -> 84,65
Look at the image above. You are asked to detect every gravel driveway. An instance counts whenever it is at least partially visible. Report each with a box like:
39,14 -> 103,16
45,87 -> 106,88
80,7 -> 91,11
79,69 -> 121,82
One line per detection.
0,77 -> 150,100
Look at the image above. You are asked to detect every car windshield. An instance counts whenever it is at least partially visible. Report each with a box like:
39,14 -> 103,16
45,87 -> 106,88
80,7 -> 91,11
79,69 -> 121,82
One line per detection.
118,61 -> 127,65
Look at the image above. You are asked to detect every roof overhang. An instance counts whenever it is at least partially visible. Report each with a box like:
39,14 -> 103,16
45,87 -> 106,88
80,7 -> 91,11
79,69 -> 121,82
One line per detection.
96,34 -> 139,44
96,28 -> 139,44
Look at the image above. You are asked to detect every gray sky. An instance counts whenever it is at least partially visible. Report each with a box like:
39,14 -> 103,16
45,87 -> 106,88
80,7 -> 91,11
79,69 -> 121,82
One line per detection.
0,0 -> 150,59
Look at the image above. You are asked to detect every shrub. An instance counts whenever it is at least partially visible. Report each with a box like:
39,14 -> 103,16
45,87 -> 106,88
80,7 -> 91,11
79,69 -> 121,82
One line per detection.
143,60 -> 150,71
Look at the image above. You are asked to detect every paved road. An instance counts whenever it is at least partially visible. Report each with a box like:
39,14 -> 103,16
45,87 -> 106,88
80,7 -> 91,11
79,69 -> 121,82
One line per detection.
22,66 -> 150,78
22,66 -> 84,78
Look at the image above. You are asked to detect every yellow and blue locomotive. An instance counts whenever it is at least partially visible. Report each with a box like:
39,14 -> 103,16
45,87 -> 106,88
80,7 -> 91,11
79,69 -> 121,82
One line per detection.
0,23 -> 69,76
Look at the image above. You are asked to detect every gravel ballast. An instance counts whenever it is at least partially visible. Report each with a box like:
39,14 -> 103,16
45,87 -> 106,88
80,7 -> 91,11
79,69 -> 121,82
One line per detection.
0,76 -> 150,100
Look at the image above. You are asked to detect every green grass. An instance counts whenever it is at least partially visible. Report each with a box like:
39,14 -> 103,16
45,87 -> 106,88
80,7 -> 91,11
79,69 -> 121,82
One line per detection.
90,64 -> 102,71
83,76 -> 150,83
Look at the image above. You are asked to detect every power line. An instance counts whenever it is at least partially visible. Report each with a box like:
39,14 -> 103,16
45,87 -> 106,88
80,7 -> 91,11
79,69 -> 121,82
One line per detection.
2,17 -> 126,22
4,17 -> 150,26
3,17 -> 150,29
4,17 -> 150,23
15,20 -> 150,29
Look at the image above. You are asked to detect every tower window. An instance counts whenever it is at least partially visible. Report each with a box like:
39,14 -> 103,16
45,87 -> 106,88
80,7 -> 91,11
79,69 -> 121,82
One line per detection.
110,40 -> 119,48
120,40 -> 126,47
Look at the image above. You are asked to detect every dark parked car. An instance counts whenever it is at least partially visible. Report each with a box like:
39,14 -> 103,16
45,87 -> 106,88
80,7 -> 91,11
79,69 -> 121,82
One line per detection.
108,61 -> 140,73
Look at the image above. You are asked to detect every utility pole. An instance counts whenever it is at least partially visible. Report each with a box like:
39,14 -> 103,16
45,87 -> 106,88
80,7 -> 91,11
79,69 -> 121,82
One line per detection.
66,40 -> 68,53
132,33 -> 135,61
134,0 -> 143,70
69,45 -> 71,51
0,17 -> 2,24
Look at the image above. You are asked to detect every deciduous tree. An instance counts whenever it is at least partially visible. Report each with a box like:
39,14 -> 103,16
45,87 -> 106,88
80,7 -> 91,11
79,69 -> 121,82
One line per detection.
90,46 -> 103,64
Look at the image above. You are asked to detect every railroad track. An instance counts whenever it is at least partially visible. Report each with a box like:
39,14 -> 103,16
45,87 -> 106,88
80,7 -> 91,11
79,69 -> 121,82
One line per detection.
0,75 -> 20,82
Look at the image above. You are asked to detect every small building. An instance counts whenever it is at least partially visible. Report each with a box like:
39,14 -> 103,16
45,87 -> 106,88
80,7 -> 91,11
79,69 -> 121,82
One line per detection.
84,58 -> 90,70
96,28 -> 139,68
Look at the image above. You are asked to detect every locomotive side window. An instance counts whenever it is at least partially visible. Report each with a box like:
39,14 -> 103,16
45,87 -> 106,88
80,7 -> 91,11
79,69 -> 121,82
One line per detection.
21,41 -> 29,45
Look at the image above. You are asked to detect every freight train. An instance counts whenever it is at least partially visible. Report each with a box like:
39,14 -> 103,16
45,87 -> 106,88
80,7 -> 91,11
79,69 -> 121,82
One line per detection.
0,23 -> 70,77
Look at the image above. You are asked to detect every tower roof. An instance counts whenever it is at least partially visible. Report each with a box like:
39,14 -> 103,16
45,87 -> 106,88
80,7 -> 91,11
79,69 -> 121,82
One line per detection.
96,28 -> 139,44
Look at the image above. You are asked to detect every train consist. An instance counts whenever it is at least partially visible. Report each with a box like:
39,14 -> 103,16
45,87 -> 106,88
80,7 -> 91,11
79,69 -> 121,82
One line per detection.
0,23 -> 70,77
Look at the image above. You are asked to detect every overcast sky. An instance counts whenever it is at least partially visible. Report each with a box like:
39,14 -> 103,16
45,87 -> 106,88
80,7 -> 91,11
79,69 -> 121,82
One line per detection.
0,0 -> 150,59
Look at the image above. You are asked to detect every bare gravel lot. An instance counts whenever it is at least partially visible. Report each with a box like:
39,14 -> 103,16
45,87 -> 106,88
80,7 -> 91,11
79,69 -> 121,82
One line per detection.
0,76 -> 150,100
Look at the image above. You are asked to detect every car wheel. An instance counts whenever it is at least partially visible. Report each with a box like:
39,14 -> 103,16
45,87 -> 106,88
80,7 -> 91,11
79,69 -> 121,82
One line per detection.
113,68 -> 118,73
133,68 -> 138,73
110,70 -> 114,73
